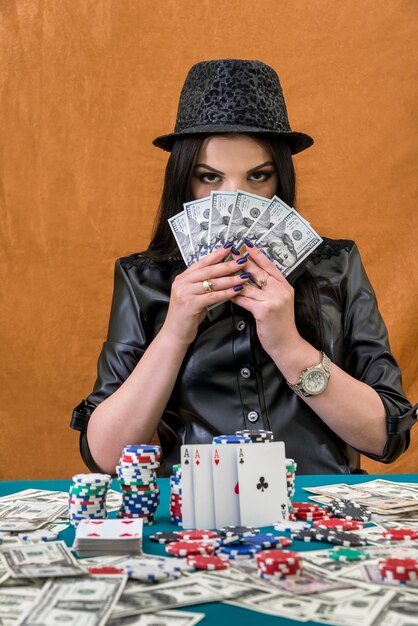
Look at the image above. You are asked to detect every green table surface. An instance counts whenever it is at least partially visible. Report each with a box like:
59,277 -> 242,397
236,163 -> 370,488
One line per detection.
1,474 -> 416,626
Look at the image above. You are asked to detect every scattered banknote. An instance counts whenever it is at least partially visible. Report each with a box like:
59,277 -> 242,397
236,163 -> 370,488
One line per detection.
108,610 -> 205,626
0,585 -> 43,625
0,499 -> 68,532
169,189 -> 322,276
16,575 -> 127,626
0,541 -> 85,578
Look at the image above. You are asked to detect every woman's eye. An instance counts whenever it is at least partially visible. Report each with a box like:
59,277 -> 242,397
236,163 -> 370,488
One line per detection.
249,170 -> 273,181
199,173 -> 220,184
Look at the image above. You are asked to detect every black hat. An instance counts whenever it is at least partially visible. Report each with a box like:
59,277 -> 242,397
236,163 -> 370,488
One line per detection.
152,59 -> 313,155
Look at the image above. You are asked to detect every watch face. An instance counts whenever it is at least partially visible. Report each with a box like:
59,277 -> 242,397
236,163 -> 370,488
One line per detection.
303,369 -> 327,394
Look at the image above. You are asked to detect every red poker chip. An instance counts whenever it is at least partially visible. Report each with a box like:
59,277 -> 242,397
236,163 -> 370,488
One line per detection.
277,537 -> 292,548
292,503 -> 321,512
186,554 -> 229,570
259,563 -> 302,575
314,519 -> 363,531
178,529 -> 219,541
382,529 -> 418,541
120,454 -> 157,463
378,558 -> 418,573
295,512 -> 330,521
166,541 -> 216,557
87,566 -> 125,575
256,550 -> 301,566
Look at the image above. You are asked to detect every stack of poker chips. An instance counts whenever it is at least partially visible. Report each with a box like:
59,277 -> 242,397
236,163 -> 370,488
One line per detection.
378,558 -> 418,583
169,463 -> 182,526
116,444 -> 161,525
213,434 -> 252,444
68,473 -> 112,527
235,429 -> 274,443
256,550 -> 303,580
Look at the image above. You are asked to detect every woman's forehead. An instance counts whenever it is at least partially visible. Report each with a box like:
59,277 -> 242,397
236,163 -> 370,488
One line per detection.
197,133 -> 273,164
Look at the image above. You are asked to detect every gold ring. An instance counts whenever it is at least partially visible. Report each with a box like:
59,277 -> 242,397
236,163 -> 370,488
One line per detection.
202,279 -> 214,293
259,274 -> 269,288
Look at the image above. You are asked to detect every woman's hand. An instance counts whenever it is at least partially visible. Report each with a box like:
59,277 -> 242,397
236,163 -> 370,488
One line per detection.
163,245 -> 251,346
232,244 -> 302,358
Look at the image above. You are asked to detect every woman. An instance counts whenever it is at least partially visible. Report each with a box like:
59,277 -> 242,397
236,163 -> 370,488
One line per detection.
71,59 -> 416,476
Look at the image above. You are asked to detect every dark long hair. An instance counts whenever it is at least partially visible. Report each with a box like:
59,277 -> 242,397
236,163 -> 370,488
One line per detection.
146,132 -> 325,351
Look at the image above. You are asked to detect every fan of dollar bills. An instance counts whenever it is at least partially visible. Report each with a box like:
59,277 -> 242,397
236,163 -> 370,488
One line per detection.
168,190 -> 322,277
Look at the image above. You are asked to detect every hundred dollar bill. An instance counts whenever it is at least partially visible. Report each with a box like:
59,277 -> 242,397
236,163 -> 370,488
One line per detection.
0,585 -> 43,625
0,541 -> 85,578
184,197 -> 211,260
111,575 -> 239,618
168,211 -> 194,266
255,210 -> 322,277
209,191 -> 236,250
240,195 -> 291,247
225,190 -> 271,244
0,500 -> 68,532
16,575 -> 127,626
108,609 -> 205,626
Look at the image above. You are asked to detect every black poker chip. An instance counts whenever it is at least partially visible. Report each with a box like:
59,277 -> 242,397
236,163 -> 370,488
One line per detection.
220,526 -> 259,538
329,500 -> 371,522
326,531 -> 368,547
291,529 -> 318,542
149,531 -> 181,544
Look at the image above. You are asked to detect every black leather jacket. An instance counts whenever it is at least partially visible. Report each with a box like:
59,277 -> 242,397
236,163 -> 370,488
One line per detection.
71,238 -> 416,476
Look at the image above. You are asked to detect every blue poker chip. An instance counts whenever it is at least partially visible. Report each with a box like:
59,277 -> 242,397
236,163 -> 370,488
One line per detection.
123,445 -> 161,455
243,533 -> 280,549
212,435 -> 252,444
218,544 -> 259,557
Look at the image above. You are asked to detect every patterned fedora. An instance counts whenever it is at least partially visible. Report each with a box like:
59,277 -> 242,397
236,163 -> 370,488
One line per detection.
152,59 -> 313,155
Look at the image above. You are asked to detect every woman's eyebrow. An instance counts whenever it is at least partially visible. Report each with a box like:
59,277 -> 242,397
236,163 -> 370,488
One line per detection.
194,161 -> 276,175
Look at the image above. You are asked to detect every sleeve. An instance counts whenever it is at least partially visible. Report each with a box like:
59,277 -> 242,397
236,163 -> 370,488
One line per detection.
341,244 -> 417,463
70,258 -> 149,471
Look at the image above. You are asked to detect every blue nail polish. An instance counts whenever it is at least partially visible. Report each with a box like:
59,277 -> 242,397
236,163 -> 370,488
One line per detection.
236,257 -> 247,265
243,237 -> 254,248
239,272 -> 251,279
231,246 -> 240,256
233,285 -> 243,292
223,241 -> 233,249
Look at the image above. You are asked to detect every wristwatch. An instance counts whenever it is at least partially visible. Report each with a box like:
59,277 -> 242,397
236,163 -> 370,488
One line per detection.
287,351 -> 331,398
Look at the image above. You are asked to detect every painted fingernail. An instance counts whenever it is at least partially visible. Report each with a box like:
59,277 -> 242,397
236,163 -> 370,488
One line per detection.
223,241 -> 233,249
243,238 -> 254,248
236,257 -> 247,265
233,285 -> 244,292
239,272 -> 251,279
231,246 -> 240,256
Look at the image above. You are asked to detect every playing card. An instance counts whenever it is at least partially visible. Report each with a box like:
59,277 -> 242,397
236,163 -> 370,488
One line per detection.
75,518 -> 143,540
237,441 -> 288,527
180,445 -> 196,529
192,444 -> 216,529
212,444 -> 241,528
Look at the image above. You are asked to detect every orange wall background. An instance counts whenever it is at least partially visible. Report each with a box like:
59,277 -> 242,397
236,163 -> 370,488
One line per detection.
1,0 -> 417,479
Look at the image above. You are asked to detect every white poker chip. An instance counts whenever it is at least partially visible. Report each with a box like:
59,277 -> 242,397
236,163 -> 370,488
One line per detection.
274,521 -> 310,532
19,529 -> 59,542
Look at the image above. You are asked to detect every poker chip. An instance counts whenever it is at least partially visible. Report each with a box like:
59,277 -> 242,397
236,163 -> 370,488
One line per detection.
178,529 -> 219,541
212,435 -> 252,444
314,519 -> 364,531
166,540 -> 216,557
218,544 -> 260,559
328,499 -> 372,522
116,444 -> 161,524
186,554 -> 230,570
149,532 -> 181,544
68,473 -> 111,527
382,529 -> 418,541
235,429 -> 274,442
274,520 -> 310,532
256,550 -> 302,577
378,558 -> 418,581
169,464 -> 183,526
327,531 -> 368,547
19,529 -> 59,542
220,526 -> 258,538
88,566 -> 125,575
329,548 -> 370,562
243,533 -> 280,549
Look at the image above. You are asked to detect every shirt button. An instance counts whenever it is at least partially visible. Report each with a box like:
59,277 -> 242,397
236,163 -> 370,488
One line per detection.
236,320 -> 246,331
247,411 -> 259,423
240,367 -> 251,379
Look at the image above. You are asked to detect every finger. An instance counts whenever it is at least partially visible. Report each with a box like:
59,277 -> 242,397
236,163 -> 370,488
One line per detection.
193,272 -> 252,295
189,244 -> 234,270
243,243 -> 287,283
189,255 -> 249,282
